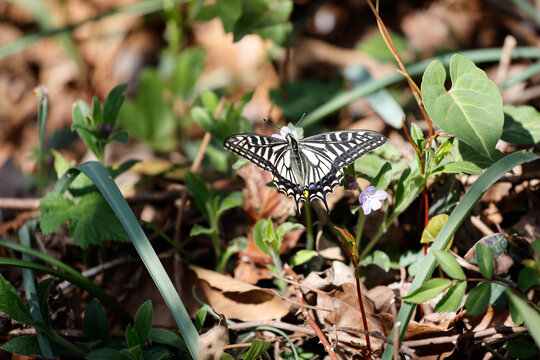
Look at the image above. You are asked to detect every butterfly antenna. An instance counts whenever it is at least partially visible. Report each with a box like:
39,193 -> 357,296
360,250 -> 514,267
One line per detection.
296,113 -> 307,127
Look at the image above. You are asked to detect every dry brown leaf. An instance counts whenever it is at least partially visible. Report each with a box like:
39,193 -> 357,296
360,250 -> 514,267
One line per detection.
189,265 -> 290,321
198,314 -> 229,360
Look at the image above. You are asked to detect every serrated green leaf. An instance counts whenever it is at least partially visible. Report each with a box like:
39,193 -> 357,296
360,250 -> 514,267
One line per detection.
435,281 -> 466,312
502,105 -> 540,144
240,339 -> 270,359
476,243 -> 494,279
39,193 -> 73,234
67,192 -> 130,248
134,300 -> 153,346
422,55 -> 503,160
83,299 -> 110,344
402,278 -> 452,303
432,250 -> 466,280
465,282 -> 491,315
289,250 -> 318,268
421,214 -> 449,245
506,291 -> 540,349
359,250 -> 391,272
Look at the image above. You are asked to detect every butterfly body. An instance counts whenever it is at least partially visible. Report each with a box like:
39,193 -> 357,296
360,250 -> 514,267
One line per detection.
224,128 -> 387,215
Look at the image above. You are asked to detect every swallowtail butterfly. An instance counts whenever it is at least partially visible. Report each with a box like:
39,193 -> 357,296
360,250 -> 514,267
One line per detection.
224,126 -> 387,215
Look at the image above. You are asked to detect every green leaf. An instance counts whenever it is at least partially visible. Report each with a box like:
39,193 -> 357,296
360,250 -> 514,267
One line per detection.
83,299 -> 110,344
505,336 -> 539,359
410,123 -> 424,151
215,0 -> 242,33
125,324 -> 139,348
435,161 -> 483,175
111,131 -> 129,144
240,339 -> 270,359
149,329 -> 187,351
289,250 -> 318,268
421,214 -> 449,245
134,300 -> 153,346
355,30 -> 407,63
465,282 -> 491,315
265,218 -> 279,254
91,97 -> 103,125
354,152 -> 391,180
275,222 -> 304,243
435,281 -> 466,312
476,243 -> 494,279
87,348 -> 131,360
253,219 -> 270,256
502,105 -> 540,144
67,192 -> 130,248
465,233 -> 507,265
103,84 -> 128,127
216,192 -> 243,218
0,274 -> 34,324
432,250 -> 466,280
184,171 -> 211,221
518,266 -> 540,292
422,54 -> 503,160
172,48 -> 205,98
401,278 -> 452,303
506,291 -> 540,349
37,278 -> 54,327
72,101 -> 101,159
509,297 -> 524,325
1,335 -> 41,356
434,138 -> 454,165
359,250 -> 391,272
190,224 -> 215,237
39,192 -> 73,234
195,305 -> 209,332
371,162 -> 392,191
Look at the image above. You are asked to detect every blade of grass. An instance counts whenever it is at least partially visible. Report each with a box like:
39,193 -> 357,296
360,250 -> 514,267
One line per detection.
302,47 -> 540,127
18,221 -> 53,358
0,240 -> 132,326
381,151 -> 539,360
74,161 -> 198,359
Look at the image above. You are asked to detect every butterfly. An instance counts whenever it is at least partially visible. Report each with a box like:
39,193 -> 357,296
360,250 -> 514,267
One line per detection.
224,126 -> 387,215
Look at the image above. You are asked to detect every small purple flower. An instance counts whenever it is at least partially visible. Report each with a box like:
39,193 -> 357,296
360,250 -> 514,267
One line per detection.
348,174 -> 356,182
272,126 -> 298,140
359,186 -> 388,215
348,182 -> 357,190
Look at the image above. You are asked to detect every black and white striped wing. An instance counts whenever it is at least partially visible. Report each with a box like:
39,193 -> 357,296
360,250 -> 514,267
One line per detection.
296,130 -> 387,210
224,134 -> 290,173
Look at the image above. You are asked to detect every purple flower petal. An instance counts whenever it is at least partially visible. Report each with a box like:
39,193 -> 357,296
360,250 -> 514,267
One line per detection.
362,201 -> 372,215
370,199 -> 383,211
373,190 -> 388,200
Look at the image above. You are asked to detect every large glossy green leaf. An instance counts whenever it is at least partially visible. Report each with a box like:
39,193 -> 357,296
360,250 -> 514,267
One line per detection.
432,250 -> 466,280
435,281 -> 466,312
422,54 -> 503,160
465,282 -> 491,315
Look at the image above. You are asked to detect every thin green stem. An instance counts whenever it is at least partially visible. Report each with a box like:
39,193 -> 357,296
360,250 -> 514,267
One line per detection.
304,201 -> 314,251
355,212 -> 365,249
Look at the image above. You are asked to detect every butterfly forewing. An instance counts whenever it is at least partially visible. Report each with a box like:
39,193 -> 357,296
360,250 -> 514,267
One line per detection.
224,129 -> 387,214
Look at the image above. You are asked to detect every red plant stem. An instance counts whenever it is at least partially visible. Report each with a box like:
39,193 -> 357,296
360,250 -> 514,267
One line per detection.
284,265 -> 338,360
354,270 -> 372,358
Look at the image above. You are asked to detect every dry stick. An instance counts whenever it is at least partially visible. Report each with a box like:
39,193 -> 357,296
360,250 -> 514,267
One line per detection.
364,0 -> 433,136
0,198 -> 41,210
283,264 -> 338,360
495,35 -> 517,85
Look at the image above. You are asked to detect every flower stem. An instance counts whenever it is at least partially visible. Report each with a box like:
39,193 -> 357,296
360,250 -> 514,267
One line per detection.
355,211 -> 366,249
